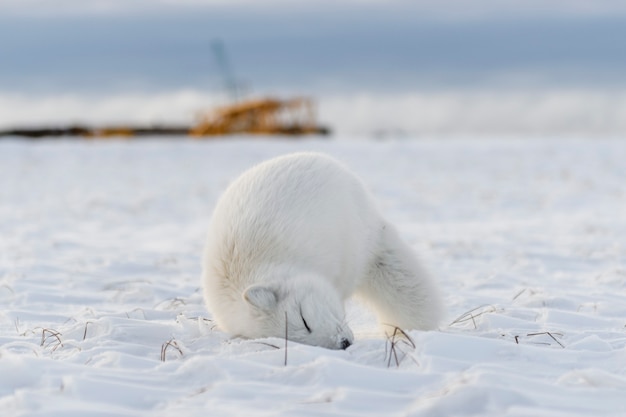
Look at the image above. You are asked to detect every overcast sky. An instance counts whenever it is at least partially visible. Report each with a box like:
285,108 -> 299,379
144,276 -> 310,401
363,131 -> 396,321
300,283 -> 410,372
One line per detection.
2,1 -> 626,95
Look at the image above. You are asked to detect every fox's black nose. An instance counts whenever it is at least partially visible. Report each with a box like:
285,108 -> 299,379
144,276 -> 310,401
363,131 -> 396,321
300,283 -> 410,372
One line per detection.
340,338 -> 352,350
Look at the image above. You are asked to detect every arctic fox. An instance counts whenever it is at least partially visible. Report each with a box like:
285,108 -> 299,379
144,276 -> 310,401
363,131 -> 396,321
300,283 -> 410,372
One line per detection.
202,152 -> 442,350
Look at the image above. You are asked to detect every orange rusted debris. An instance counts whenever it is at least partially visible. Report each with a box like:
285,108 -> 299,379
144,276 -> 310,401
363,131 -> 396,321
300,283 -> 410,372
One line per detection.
190,97 -> 329,137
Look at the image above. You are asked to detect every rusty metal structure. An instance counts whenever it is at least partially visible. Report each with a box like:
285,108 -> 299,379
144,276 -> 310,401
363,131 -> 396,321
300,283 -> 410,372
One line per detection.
190,97 -> 326,136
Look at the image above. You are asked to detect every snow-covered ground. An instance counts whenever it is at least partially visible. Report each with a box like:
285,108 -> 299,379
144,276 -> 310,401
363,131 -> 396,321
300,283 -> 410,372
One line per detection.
1,137 -> 626,416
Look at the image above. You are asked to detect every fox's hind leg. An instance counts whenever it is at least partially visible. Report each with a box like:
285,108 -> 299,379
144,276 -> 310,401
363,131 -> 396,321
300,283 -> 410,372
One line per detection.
356,223 -> 443,333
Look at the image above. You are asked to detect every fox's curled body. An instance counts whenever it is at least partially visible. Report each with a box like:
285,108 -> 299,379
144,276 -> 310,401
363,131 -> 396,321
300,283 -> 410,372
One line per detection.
202,152 -> 442,349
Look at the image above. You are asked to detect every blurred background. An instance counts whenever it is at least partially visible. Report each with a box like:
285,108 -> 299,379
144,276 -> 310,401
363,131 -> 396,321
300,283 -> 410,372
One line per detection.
2,0 -> 626,138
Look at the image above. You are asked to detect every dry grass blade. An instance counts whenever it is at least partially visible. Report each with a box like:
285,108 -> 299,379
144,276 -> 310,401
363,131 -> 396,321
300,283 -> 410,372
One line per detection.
512,288 -> 539,301
125,308 -> 146,319
161,338 -> 183,361
449,304 -> 497,329
253,342 -> 281,349
284,311 -> 288,366
512,288 -> 527,301
1,284 -> 15,295
187,316 -> 217,331
526,332 -> 565,348
40,328 -> 64,352
384,325 -> 417,368
83,321 -> 93,341
186,316 -> 213,323
154,297 -> 187,310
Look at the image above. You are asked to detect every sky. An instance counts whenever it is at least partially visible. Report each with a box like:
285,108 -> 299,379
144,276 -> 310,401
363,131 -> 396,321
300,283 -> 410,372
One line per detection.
2,0 -> 626,95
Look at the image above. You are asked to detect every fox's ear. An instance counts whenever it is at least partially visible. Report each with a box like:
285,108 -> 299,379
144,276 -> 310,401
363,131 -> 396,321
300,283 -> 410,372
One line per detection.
243,285 -> 279,311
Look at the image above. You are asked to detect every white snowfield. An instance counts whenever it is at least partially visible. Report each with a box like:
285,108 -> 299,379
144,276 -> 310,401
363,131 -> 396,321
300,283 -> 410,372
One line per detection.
1,137 -> 625,416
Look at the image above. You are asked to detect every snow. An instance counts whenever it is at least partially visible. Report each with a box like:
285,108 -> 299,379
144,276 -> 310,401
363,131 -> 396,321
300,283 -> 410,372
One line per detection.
1,137 -> 626,416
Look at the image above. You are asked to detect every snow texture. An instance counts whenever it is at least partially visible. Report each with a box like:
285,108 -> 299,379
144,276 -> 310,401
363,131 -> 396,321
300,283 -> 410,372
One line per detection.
1,137 -> 626,416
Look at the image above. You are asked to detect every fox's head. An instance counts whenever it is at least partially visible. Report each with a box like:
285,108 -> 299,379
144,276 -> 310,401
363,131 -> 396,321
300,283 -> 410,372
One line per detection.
242,276 -> 353,350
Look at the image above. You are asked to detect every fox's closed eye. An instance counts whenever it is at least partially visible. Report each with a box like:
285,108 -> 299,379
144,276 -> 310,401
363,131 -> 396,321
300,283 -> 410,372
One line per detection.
300,307 -> 312,333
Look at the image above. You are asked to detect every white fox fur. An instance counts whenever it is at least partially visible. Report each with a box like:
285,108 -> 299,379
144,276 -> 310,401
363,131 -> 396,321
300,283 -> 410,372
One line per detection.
202,152 -> 442,349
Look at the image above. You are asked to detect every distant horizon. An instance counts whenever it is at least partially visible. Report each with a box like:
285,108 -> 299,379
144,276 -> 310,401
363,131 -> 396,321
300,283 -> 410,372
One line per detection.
3,88 -> 626,138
